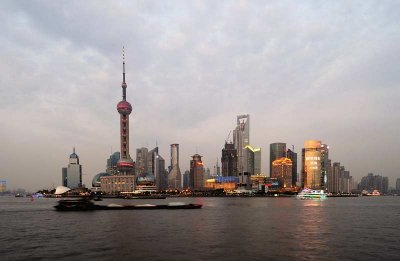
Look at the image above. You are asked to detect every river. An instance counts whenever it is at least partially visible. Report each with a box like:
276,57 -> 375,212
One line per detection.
0,196 -> 399,260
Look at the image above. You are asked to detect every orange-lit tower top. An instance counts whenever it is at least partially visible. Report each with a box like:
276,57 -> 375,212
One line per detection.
116,47 -> 134,174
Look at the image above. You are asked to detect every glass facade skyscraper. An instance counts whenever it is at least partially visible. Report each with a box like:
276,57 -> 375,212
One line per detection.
270,143 -> 286,176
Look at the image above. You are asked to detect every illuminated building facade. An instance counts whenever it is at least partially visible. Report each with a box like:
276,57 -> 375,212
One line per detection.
250,174 -> 267,191
62,148 -> 82,189
272,157 -> 293,188
270,143 -> 286,176
204,176 -> 239,191
233,114 -> 250,175
168,144 -> 182,190
221,142 -> 238,177
301,140 -> 322,189
190,154 -> 204,190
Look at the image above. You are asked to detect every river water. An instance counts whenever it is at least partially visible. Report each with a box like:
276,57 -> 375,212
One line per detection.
0,196 -> 399,260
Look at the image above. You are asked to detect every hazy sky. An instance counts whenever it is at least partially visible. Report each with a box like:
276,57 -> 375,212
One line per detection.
1,0 -> 399,191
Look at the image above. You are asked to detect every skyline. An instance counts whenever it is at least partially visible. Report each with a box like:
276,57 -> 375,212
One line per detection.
1,1 -> 399,191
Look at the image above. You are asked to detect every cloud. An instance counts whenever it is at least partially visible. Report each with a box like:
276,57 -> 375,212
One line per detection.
1,0 -> 399,190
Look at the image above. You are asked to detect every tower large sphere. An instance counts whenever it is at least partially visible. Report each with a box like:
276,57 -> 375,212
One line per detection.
117,100 -> 132,115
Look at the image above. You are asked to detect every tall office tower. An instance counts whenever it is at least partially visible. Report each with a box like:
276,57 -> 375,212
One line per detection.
62,148 -> 82,189
221,142 -> 238,177
106,152 -> 120,175
325,159 -> 332,191
286,148 -> 297,186
301,140 -> 322,189
271,157 -> 293,188
233,114 -> 250,175
116,48 -> 134,175
147,147 -> 158,177
320,144 -> 330,190
339,166 -> 347,193
145,147 -> 165,191
329,162 -> 341,193
168,144 -> 182,190
183,170 -> 190,189
190,154 -> 204,190
270,143 -> 286,176
157,154 -> 169,191
342,170 -> 351,193
136,147 -> 148,176
244,145 -> 261,175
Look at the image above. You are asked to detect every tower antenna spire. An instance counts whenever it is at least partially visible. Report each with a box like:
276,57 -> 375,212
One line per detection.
122,46 -> 127,101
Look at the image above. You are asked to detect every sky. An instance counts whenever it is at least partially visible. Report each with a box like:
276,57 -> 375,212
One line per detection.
1,0 -> 399,191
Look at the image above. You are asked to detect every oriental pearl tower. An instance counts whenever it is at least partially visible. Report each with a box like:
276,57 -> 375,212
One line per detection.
116,48 -> 135,175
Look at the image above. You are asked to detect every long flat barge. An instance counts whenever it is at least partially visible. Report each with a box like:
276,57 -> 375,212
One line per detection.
54,199 -> 202,211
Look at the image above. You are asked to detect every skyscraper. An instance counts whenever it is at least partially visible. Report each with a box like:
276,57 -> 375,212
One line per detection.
190,154 -> 204,190
286,148 -> 297,187
136,147 -> 149,176
302,140 -> 322,189
62,148 -> 82,189
233,114 -> 250,175
271,157 -> 293,188
221,142 -> 238,177
245,145 -> 261,176
329,162 -> 341,193
270,143 -> 286,176
320,144 -> 330,189
168,144 -> 182,190
116,48 -> 134,175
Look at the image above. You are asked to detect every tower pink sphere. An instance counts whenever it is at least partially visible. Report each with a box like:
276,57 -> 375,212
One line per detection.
117,100 -> 132,115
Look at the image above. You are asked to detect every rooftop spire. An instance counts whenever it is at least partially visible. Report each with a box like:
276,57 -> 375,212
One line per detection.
122,46 -> 127,101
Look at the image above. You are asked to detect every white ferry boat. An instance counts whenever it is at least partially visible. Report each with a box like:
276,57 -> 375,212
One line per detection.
297,188 -> 327,200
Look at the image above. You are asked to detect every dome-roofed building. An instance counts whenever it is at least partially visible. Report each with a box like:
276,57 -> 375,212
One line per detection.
92,173 -> 111,187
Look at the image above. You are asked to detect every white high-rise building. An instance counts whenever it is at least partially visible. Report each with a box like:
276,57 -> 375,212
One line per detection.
63,148 -> 82,189
233,114 -> 250,174
168,144 -> 182,190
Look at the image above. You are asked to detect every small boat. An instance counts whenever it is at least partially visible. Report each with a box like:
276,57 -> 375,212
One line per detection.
297,189 -> 327,200
54,199 -> 202,211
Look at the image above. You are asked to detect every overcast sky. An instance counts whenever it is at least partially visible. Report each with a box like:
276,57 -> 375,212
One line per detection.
1,0 -> 399,191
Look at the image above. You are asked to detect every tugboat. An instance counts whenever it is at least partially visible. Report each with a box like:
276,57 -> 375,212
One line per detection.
54,198 -> 202,211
